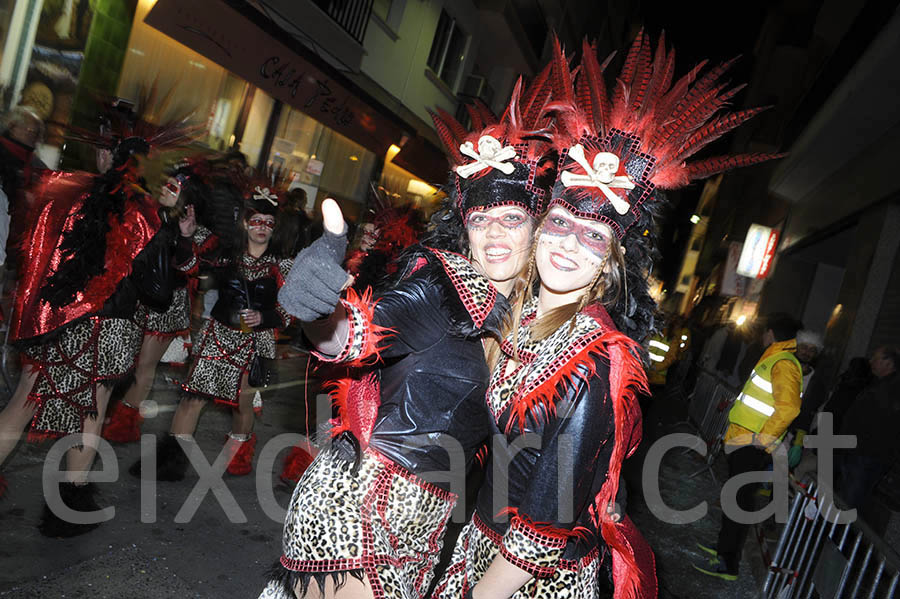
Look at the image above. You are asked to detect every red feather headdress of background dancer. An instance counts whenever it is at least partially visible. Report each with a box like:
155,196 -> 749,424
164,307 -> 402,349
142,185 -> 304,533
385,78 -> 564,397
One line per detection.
427,65 -> 557,222
11,88 -> 199,344
547,31 -> 783,241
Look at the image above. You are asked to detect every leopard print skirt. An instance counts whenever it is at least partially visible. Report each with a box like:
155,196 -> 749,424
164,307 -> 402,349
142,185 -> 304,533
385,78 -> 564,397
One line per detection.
181,318 -> 275,407
134,286 -> 191,337
431,513 -> 602,599
22,317 -> 143,437
259,445 -> 457,599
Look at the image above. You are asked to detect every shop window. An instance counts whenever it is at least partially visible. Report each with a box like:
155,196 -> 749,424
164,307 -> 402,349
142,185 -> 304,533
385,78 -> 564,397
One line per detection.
239,90 -> 275,168
265,106 -> 376,216
117,0 -> 252,151
426,9 -> 468,90
380,159 -> 438,213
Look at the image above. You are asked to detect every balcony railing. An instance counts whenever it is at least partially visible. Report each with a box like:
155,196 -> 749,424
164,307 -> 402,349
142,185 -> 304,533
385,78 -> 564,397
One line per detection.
311,0 -> 374,45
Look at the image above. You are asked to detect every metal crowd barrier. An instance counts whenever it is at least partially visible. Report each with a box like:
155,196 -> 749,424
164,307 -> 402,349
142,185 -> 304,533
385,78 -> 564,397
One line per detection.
678,369 -> 739,485
763,474 -> 900,599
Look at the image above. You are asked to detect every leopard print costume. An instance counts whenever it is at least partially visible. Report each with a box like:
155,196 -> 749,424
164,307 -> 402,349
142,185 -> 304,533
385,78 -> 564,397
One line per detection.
134,286 -> 191,337
23,316 -> 143,437
432,514 -> 601,599
181,253 -> 291,407
258,445 -> 456,599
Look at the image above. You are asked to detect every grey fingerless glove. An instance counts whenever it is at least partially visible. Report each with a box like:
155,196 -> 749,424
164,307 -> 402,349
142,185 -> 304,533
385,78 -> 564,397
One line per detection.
278,226 -> 349,322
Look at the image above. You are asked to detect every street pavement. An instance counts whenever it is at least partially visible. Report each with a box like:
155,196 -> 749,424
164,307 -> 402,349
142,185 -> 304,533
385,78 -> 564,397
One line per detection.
6,353 -> 894,598
0,355 -> 321,599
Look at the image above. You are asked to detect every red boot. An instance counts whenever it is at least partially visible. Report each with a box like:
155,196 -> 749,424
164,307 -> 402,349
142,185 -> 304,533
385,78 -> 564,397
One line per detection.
102,401 -> 143,443
225,433 -> 257,476
279,444 -> 317,484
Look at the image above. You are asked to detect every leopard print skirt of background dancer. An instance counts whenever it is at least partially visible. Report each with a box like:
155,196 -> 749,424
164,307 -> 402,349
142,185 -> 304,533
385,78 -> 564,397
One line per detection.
259,444 -> 457,599
22,316 -> 143,437
134,286 -> 191,337
181,318 -> 275,407
431,513 -> 602,599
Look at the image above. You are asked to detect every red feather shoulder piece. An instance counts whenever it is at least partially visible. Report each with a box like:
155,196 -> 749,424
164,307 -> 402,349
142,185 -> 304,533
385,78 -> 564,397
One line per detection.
11,173 -> 161,343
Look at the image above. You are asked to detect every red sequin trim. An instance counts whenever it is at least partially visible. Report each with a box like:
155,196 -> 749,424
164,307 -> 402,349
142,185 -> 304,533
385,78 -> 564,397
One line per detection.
279,448 -> 457,599
426,248 -> 496,329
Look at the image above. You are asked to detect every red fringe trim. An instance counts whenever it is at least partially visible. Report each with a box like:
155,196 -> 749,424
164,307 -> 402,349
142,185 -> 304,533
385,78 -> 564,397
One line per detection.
341,287 -> 395,368
27,430 -> 65,444
498,507 -> 592,543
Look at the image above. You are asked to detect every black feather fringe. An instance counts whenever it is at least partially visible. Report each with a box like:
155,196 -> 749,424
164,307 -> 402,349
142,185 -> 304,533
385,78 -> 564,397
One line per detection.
265,559 -> 365,598
39,166 -> 138,308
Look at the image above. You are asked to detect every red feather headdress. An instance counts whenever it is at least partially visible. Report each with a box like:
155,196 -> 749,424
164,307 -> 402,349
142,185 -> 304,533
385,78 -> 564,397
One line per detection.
547,32 -> 783,240
428,69 -> 556,222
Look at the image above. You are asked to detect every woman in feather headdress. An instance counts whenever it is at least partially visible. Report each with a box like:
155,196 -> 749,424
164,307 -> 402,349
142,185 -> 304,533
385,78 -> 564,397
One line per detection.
432,32 -> 781,599
102,157 -> 220,444
257,74 -> 554,599
0,96 -> 195,534
129,180 -> 294,479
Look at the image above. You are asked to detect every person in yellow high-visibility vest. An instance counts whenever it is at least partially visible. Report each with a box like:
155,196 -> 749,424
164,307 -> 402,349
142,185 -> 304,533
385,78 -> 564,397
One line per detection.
694,313 -> 807,581
647,331 -> 676,386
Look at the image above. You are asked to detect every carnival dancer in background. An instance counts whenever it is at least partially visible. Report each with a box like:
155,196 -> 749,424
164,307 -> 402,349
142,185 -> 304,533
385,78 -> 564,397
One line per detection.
278,183 -> 425,484
131,183 -> 292,479
433,33 -> 782,599
102,159 -> 219,443
258,77 -> 554,599
0,98 -> 194,534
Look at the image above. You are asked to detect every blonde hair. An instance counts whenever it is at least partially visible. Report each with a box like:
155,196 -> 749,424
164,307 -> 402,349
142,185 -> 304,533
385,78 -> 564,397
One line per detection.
486,212 -> 626,371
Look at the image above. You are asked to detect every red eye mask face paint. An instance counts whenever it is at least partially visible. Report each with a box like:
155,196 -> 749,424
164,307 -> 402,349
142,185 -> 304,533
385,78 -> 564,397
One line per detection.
540,211 -> 611,258
466,209 -> 529,230
248,216 -> 275,230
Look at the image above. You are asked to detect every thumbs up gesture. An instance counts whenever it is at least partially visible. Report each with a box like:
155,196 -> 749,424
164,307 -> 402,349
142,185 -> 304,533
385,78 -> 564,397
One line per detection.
278,199 -> 352,321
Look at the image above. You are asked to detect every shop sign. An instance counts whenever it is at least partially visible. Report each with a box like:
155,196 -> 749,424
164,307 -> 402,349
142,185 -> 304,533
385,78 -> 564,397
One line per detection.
145,0 -> 405,156
306,159 -> 325,176
736,224 -> 780,279
721,241 -> 746,296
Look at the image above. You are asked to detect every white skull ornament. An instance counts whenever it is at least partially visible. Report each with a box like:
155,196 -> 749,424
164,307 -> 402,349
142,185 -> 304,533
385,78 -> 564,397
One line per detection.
592,152 -> 620,184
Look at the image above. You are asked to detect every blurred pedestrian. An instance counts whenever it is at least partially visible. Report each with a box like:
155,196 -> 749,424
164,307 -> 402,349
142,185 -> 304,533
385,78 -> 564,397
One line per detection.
131,184 -> 293,480
0,99 -> 193,530
0,105 -> 46,266
838,346 -> 900,511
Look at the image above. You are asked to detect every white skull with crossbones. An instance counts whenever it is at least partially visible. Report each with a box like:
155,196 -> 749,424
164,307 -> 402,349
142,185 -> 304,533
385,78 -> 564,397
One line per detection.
593,152 -> 620,184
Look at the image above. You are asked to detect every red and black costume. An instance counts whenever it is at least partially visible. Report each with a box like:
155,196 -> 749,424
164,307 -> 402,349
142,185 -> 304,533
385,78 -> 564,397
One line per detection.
182,189 -> 292,408
9,98 -> 195,440
10,126 -> 186,439
431,298 -> 654,599
261,79 -> 554,599
434,33 -> 780,599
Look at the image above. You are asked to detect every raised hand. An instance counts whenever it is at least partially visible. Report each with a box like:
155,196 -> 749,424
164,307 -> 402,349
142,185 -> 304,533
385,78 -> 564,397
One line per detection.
278,199 -> 352,322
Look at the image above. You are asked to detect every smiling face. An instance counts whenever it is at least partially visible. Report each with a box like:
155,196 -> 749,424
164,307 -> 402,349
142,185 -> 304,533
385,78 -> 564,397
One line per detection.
466,205 -> 533,294
246,213 -> 275,245
536,206 -> 613,299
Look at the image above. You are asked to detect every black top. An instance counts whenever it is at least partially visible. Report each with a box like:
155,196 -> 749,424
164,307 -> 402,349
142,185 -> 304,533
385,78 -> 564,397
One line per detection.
325,247 -> 508,493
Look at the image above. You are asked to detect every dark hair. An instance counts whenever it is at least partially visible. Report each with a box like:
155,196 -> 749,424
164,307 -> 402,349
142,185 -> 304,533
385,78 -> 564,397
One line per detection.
765,312 -> 802,342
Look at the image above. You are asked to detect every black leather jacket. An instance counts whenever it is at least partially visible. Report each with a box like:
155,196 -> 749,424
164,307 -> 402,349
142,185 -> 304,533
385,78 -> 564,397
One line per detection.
99,215 -> 175,319
210,253 -> 288,330
477,355 -> 615,560
323,247 -> 508,493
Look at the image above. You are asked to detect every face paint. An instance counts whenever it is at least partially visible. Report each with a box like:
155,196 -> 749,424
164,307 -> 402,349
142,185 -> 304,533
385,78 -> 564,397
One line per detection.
248,215 -> 275,230
466,208 -> 529,231
540,210 -> 611,258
